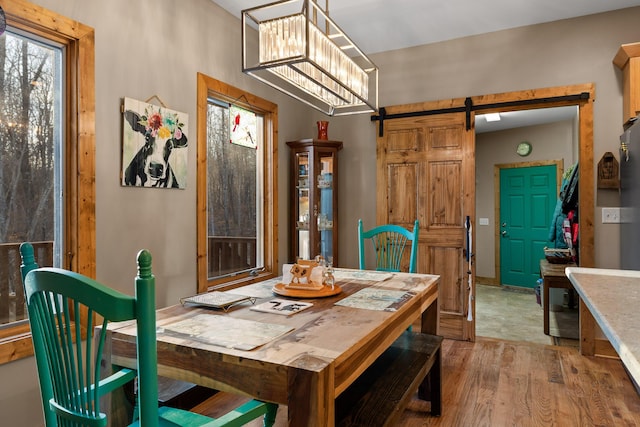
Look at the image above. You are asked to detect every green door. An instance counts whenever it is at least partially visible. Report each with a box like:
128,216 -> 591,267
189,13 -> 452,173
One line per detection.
500,165 -> 556,288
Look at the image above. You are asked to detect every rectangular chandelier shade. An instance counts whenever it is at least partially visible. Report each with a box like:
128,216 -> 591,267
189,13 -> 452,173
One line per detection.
242,0 -> 378,116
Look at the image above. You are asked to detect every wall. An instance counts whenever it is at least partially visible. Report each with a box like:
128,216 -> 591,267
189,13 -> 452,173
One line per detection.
332,7 -> 640,270
2,2 -> 640,425
0,0 -> 316,425
475,120 -> 576,280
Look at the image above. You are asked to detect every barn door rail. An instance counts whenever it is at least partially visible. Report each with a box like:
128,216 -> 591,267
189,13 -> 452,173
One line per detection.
371,92 -> 590,137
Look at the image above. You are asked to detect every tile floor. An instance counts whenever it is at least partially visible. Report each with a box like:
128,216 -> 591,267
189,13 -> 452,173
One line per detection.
475,283 -> 579,347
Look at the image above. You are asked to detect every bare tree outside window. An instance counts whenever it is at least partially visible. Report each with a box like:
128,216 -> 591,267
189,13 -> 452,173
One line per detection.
196,74 -> 277,293
206,101 -> 261,279
0,31 -> 60,326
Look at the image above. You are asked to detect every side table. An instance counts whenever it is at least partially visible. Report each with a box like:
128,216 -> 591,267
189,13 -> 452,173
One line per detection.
539,259 -> 577,335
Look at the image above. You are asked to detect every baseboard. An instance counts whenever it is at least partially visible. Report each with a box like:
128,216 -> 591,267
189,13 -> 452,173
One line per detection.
476,276 -> 498,286
501,283 -> 535,293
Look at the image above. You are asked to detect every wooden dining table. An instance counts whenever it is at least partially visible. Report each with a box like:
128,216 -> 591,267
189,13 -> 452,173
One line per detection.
103,268 -> 439,426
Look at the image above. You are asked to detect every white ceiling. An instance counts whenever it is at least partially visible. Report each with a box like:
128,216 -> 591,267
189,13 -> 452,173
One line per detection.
212,0 -> 636,129
475,106 -> 578,133
213,0 -> 640,55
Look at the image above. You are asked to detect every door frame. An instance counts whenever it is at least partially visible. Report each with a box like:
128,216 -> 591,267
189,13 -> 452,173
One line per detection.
472,83 -> 595,269
494,159 -> 564,285
373,83 -> 594,341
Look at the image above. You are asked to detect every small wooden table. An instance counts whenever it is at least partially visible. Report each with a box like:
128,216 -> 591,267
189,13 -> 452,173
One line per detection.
540,259 -> 576,335
103,268 -> 440,426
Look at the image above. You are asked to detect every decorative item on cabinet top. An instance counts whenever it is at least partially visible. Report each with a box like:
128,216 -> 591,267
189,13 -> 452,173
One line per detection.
317,121 -> 329,140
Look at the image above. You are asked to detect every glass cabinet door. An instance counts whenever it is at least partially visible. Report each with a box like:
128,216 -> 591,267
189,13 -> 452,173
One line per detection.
295,152 -> 310,260
317,153 -> 334,263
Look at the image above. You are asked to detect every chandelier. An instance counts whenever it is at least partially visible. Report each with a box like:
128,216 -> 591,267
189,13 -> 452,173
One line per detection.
242,0 -> 378,116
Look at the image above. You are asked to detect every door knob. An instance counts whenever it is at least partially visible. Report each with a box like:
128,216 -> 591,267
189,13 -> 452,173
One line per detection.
501,222 -> 507,227
501,230 -> 507,236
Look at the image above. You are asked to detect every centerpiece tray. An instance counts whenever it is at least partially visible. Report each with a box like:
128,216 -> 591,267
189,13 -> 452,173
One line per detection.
272,283 -> 342,298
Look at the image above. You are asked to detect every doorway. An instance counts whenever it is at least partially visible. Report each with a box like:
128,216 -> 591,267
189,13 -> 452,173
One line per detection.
472,85 -> 594,344
498,162 -> 560,288
373,83 -> 594,342
476,108 -> 577,342
475,107 -> 578,274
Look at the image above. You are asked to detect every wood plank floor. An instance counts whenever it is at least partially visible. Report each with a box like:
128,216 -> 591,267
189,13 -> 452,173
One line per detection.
192,337 -> 640,426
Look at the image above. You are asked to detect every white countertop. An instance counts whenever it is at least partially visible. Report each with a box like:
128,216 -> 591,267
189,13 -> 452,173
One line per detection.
565,267 -> 640,383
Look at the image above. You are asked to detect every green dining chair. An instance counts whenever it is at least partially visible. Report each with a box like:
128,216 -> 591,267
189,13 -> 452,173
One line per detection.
19,242 -> 277,427
358,219 -> 420,273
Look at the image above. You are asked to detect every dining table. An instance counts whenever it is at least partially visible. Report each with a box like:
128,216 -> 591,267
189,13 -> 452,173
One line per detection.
102,267 -> 440,426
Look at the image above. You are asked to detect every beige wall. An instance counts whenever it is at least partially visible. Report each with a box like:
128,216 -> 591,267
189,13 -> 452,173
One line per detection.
0,0 -> 316,425
2,1 -> 640,424
475,120 -> 577,280
333,7 -> 640,270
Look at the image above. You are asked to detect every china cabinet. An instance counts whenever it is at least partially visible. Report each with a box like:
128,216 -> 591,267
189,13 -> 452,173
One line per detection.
287,139 -> 342,265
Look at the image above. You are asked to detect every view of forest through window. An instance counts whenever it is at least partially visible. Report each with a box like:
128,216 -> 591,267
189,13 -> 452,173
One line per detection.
0,31 -> 61,325
0,32 -> 59,244
206,100 -> 262,279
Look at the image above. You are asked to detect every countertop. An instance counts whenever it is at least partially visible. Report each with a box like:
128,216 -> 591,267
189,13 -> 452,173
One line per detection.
565,267 -> 640,383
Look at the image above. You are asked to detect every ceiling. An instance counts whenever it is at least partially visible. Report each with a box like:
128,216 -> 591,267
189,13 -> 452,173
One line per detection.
475,106 -> 578,133
212,0 -> 635,130
213,0 -> 640,55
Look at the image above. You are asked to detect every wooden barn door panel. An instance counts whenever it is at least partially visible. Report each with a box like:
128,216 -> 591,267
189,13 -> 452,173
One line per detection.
387,163 -> 418,225
377,111 -> 475,341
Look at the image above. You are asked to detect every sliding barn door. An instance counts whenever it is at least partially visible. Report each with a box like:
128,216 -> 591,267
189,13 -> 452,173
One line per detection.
376,111 -> 475,341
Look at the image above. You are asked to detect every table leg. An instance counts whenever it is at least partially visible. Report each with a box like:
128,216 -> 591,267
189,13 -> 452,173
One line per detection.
418,296 -> 441,412
288,355 -> 334,427
543,279 -> 550,335
579,298 -> 596,356
99,328 -> 131,427
421,294 -> 439,335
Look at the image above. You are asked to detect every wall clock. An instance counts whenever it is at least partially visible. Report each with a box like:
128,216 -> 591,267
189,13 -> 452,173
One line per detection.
516,141 -> 532,157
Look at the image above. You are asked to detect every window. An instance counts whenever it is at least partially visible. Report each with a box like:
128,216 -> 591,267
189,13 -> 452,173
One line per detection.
196,73 -> 277,292
0,2 -> 95,364
0,23 -> 62,327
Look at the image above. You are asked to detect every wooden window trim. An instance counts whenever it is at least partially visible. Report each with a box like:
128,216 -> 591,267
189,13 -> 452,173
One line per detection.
0,0 -> 95,364
196,73 -> 278,293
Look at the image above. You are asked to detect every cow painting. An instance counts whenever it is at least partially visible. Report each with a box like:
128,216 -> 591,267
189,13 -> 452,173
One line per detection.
121,98 -> 188,188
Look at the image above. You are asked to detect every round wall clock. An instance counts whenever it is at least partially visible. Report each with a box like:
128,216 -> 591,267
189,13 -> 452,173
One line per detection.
516,141 -> 532,157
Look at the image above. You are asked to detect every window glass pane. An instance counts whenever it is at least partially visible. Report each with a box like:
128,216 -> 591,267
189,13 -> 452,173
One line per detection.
0,30 -> 62,326
206,100 -> 263,279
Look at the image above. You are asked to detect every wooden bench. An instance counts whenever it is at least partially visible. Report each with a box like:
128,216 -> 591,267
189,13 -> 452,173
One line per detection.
158,378 -> 216,409
335,331 -> 443,426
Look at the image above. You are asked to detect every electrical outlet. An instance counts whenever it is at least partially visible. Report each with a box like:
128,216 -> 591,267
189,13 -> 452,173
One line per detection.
602,207 -> 621,223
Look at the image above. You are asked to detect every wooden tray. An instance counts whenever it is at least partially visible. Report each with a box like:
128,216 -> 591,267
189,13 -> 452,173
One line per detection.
272,283 -> 342,298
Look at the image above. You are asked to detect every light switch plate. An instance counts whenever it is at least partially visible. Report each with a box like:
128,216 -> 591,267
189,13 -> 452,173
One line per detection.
602,207 -> 621,223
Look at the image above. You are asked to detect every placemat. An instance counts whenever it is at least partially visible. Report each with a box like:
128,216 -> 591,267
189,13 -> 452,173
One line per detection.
335,288 -> 414,311
160,313 -> 293,351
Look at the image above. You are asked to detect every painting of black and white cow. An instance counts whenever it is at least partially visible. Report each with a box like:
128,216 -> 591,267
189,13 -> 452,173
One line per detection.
121,98 -> 188,189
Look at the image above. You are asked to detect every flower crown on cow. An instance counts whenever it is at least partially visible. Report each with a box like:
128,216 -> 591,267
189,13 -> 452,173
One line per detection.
137,105 -> 185,141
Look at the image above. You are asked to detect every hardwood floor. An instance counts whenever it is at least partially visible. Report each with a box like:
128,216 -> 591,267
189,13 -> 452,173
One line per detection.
401,338 -> 640,426
192,337 -> 640,426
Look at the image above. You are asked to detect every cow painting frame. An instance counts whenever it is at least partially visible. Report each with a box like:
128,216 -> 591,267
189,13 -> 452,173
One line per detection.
121,97 -> 189,189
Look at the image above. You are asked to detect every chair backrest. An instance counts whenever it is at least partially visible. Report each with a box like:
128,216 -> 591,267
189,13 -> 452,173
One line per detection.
19,243 -> 157,427
358,219 -> 420,273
